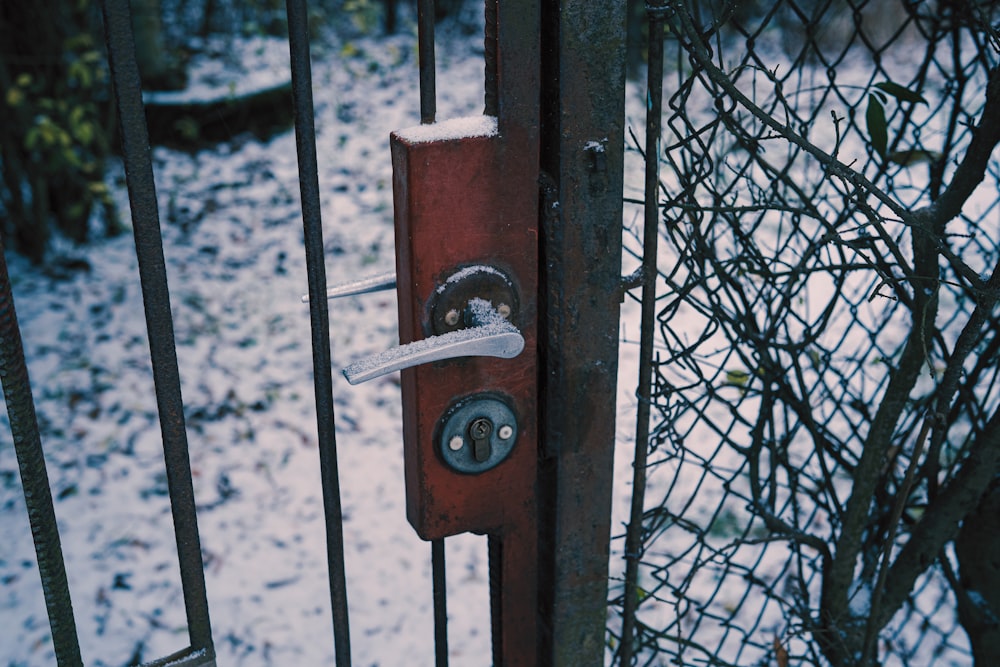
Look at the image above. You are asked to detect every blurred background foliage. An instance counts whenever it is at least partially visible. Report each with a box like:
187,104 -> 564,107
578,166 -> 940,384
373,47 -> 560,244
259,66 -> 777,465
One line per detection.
0,0 -> 468,263
1,0 -> 118,263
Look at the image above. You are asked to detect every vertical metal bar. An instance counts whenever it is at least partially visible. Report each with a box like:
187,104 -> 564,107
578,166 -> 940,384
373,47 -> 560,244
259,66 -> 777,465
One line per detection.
618,3 -> 666,664
483,0 -> 498,116
417,3 -> 445,663
537,0 -> 627,664
0,238 -> 82,666
100,0 -> 215,655
384,0 -> 397,34
417,0 -> 436,124
432,539 -> 449,667
284,0 -> 353,664
487,536 -> 503,666
491,2 -> 542,664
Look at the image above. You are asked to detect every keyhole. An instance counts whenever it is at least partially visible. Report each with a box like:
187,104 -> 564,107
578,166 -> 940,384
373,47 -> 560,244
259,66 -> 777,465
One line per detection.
468,417 -> 493,462
437,395 -> 517,474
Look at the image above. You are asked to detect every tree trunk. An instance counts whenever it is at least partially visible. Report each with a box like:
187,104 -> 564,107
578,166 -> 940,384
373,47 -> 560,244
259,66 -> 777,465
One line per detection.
955,481 -> 1000,665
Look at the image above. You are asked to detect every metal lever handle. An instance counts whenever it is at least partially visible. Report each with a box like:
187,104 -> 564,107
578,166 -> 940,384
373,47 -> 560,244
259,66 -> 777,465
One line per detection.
343,299 -> 524,385
301,271 -> 396,303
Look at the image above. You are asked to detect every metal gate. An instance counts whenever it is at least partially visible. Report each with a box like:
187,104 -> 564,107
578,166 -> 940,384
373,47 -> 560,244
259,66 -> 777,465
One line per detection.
4,0 -> 999,666
1,1 -> 625,666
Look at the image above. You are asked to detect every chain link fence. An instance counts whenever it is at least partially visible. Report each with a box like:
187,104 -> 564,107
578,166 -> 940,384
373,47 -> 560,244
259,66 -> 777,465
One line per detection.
614,1 -> 1000,665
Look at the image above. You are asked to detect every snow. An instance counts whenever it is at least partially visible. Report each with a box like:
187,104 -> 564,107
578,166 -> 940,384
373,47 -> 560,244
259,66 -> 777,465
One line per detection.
142,35 -> 292,107
849,580 -> 873,617
160,648 -> 210,666
435,265 -> 509,294
143,79 -> 290,108
394,116 -> 498,144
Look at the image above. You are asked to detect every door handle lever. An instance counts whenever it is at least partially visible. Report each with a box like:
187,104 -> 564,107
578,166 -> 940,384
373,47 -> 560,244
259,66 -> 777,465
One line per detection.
301,271 -> 396,303
342,299 -> 524,385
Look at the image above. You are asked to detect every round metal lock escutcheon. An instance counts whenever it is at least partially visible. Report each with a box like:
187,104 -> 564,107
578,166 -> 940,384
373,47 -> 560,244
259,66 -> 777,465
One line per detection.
430,266 -> 519,335
438,396 -> 518,474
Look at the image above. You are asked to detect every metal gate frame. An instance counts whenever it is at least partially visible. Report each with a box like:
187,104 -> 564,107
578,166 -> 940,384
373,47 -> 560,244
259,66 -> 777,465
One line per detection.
0,1 -> 629,666
537,2 -> 627,665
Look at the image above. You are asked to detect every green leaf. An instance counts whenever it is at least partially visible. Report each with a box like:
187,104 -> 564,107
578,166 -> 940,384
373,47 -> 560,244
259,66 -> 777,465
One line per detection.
886,149 -> 943,166
725,369 -> 751,387
6,88 -> 25,108
25,126 -> 41,151
866,94 -> 887,159
73,121 -> 94,146
874,81 -> 927,105
68,59 -> 92,88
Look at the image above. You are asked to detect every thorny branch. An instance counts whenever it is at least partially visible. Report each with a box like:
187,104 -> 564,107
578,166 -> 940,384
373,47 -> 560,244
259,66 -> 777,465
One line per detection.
625,2 -> 1000,665
669,0 -> 999,297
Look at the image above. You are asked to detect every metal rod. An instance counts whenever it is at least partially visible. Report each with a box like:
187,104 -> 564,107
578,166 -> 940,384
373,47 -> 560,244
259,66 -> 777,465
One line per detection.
100,0 -> 215,655
139,646 -> 216,667
384,0 -> 397,34
484,0 -> 498,116
487,535 -> 503,667
537,0 -> 627,662
418,0 -> 436,123
301,271 -> 397,303
285,0 -> 353,663
432,539 -> 449,667
619,3 -> 666,664
0,238 -> 82,666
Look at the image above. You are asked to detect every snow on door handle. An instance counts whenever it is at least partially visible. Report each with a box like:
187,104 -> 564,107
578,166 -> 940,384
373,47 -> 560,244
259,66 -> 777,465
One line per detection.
342,299 -> 524,385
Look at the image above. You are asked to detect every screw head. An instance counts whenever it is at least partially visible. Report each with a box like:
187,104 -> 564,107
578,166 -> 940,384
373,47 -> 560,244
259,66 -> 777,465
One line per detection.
498,424 -> 514,440
448,435 -> 464,451
496,303 -> 512,319
444,309 -> 461,326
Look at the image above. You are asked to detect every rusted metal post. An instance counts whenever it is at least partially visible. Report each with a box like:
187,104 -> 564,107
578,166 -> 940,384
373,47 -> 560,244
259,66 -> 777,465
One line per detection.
0,237 -> 82,666
285,0 -> 353,661
538,1 -> 627,665
102,0 -> 216,660
619,3 -> 666,663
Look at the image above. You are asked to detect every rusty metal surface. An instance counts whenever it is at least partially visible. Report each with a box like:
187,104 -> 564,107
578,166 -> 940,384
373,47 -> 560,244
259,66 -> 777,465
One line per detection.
390,3 -> 541,664
391,132 -> 538,540
618,4 -> 666,664
538,1 -> 627,665
391,127 -> 540,667
0,236 -> 82,667
101,0 -> 216,657
285,0 -> 353,661
417,0 -> 436,124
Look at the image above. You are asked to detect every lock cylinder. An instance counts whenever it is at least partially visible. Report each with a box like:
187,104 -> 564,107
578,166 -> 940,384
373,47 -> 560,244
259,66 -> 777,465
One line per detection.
437,394 -> 518,474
